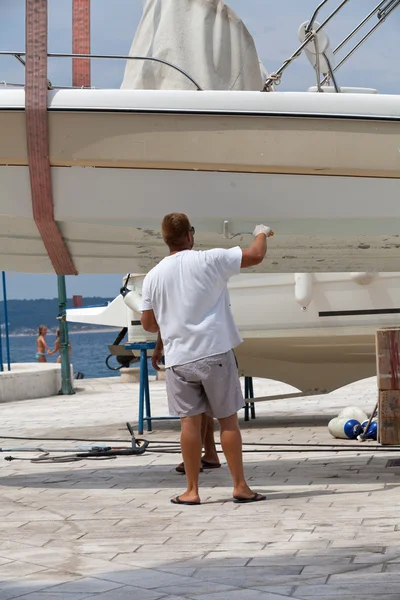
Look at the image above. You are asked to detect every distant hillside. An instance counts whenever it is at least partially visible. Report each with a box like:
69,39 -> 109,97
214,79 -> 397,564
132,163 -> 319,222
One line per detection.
0,297 -> 114,334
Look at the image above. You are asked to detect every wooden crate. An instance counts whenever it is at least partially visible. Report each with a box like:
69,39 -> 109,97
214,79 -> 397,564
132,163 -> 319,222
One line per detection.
379,390 -> 400,445
376,328 -> 400,391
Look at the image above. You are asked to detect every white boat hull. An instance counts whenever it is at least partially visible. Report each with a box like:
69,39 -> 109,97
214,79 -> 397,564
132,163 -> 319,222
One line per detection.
1,89 -> 400,274
230,272 -> 400,393
67,272 -> 400,393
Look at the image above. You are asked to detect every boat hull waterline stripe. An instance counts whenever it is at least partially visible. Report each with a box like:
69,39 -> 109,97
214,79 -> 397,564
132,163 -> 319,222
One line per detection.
3,106 -> 400,122
319,309 -> 400,317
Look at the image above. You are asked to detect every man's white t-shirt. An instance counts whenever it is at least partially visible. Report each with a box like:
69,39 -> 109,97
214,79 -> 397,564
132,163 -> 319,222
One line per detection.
141,247 -> 243,368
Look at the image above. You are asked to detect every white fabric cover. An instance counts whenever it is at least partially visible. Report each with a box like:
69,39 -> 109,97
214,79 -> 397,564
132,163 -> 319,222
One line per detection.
121,0 -> 268,91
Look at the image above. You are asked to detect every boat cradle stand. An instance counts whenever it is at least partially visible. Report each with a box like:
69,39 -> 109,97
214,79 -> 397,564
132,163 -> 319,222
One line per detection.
244,377 -> 256,422
125,341 -> 180,435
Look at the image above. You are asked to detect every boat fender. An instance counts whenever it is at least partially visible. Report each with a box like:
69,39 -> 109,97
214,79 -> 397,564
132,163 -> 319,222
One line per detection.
328,417 -> 363,439
298,21 -> 334,76
338,406 -> 368,423
120,286 -> 142,314
361,419 -> 378,440
328,406 -> 369,439
294,273 -> 313,311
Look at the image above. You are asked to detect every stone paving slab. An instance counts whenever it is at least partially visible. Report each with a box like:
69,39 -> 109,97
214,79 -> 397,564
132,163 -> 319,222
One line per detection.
1,375 -> 400,599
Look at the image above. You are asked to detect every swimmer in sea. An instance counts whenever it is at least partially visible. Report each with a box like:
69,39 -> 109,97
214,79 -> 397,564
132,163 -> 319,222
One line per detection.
36,325 -> 49,363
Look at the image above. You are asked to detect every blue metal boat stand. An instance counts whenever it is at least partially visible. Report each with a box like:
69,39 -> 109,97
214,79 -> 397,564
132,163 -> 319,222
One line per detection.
125,342 -> 179,435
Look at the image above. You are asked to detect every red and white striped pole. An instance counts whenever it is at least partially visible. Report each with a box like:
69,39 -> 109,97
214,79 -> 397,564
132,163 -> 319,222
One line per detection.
72,0 -> 91,87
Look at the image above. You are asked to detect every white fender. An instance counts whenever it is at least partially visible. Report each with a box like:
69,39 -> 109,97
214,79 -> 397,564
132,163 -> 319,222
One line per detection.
328,416 -> 362,440
122,289 -> 142,314
338,406 -> 368,423
328,417 -> 348,439
298,21 -> 335,76
121,274 -> 157,343
294,273 -> 313,311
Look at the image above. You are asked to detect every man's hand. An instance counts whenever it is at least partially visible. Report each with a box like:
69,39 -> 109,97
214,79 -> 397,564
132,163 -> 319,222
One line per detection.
151,348 -> 163,371
152,332 -> 164,371
253,224 -> 273,238
241,224 -> 273,268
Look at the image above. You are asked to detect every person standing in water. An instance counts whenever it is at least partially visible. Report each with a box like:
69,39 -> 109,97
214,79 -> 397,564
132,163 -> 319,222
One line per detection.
36,325 -> 49,363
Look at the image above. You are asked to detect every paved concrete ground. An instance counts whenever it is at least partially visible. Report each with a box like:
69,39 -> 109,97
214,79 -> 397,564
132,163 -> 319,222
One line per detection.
1,375 -> 400,600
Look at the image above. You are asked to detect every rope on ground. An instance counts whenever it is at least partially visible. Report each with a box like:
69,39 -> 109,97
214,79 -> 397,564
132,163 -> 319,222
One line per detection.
4,452 -> 118,463
1,434 -> 399,450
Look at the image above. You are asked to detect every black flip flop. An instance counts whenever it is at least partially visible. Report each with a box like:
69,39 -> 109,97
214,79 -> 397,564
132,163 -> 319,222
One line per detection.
175,462 -> 203,474
201,460 -> 221,469
170,495 -> 201,506
233,493 -> 267,504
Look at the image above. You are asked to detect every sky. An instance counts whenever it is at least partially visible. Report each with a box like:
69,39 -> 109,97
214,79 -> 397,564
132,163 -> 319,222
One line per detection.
1,0 -> 399,299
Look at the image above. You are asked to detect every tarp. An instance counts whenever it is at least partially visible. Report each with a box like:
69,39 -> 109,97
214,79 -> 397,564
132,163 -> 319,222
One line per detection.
121,0 -> 268,91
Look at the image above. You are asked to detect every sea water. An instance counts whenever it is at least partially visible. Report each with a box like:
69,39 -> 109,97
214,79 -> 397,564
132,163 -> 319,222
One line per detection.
5,330 -> 156,379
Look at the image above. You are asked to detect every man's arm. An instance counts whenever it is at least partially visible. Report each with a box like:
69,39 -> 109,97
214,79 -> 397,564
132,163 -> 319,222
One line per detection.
241,225 -> 272,268
140,274 -> 159,333
141,309 -> 159,333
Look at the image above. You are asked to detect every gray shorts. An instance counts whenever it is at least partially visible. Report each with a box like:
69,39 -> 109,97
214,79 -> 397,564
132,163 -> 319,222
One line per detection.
166,350 -> 244,419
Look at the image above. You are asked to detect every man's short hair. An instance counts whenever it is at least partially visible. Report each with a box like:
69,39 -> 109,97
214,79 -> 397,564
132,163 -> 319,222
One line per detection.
162,213 -> 191,249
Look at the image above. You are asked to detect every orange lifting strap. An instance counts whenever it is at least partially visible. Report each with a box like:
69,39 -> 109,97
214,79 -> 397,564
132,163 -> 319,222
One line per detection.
25,0 -> 77,275
73,0 -> 91,87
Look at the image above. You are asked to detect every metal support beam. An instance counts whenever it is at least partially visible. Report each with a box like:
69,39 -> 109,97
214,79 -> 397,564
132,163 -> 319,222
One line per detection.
57,275 -> 75,395
25,0 -> 77,275
73,0 -> 91,87
2,273 -> 11,371
52,0 -> 92,394
54,1 -> 92,393
0,317 -> 3,372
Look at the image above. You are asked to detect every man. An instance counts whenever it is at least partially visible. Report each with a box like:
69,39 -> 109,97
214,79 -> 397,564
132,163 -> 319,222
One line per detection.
141,213 -> 272,505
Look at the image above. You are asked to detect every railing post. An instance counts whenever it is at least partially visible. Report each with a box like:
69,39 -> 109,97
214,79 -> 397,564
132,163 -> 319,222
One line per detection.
57,275 -> 75,395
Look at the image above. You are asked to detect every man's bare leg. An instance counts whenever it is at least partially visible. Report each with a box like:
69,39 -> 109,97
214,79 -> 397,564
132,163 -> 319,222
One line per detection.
176,414 -> 203,504
201,414 -> 220,465
217,413 -> 261,500
176,413 -> 219,473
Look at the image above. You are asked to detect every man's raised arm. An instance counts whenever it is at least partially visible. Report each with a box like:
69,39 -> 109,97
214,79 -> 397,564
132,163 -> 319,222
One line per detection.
241,225 -> 273,268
